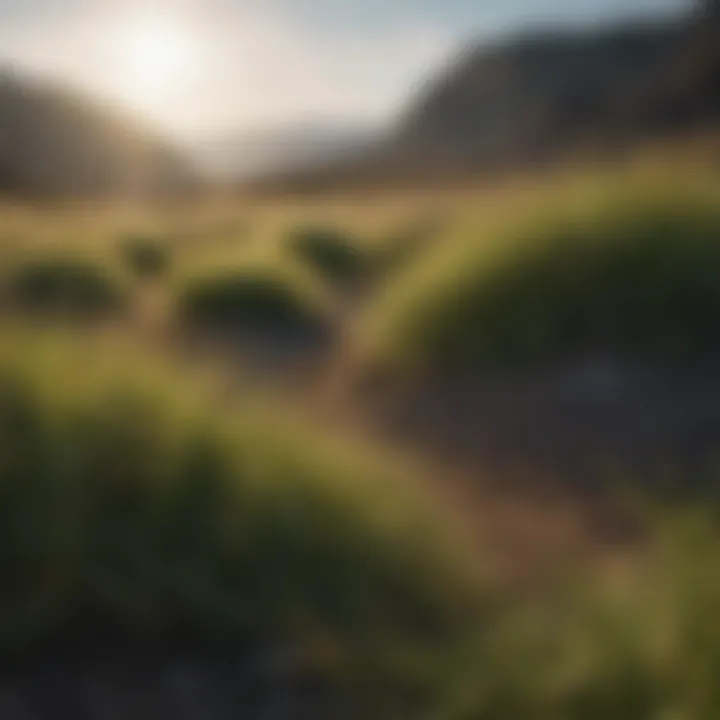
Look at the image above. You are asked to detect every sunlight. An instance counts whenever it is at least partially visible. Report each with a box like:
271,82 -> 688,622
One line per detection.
108,14 -> 197,105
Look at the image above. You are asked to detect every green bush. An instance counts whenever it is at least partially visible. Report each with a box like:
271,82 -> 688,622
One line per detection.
177,260 -> 332,337
288,226 -> 368,285
0,332 -> 479,711
368,193 -> 720,373
120,234 -> 171,278
4,255 -> 127,316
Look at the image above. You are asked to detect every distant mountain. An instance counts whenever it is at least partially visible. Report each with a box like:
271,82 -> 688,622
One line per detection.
0,70 -> 193,197
259,0 -> 720,191
193,121 -> 379,181
389,2 -> 719,175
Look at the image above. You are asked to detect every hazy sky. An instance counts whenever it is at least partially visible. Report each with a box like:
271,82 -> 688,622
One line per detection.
0,0 -> 692,141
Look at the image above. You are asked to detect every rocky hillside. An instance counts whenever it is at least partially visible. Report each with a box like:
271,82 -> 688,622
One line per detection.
388,0 -> 719,175
0,71 -> 193,198
256,1 -> 719,191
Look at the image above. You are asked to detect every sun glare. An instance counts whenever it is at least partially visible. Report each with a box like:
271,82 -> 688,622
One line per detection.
109,15 -> 197,106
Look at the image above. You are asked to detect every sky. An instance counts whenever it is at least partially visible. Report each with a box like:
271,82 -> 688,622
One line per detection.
0,0 -> 693,142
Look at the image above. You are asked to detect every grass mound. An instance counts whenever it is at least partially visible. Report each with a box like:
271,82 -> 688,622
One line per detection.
120,234 -> 171,278
4,254 -> 127,317
368,192 -> 720,373
287,226 -> 368,286
0,332 -> 479,710
177,259 -> 332,338
4,338 -> 719,720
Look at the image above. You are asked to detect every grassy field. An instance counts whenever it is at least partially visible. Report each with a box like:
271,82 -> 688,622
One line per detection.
2,152 -> 720,717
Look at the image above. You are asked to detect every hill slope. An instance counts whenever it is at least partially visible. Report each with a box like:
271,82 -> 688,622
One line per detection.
389,2 -> 719,175
0,71 -> 193,197
256,1 -> 719,191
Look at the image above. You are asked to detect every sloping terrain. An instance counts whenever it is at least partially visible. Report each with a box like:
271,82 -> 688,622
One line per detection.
390,1 -> 719,175
259,1 -> 719,190
0,71 -> 192,197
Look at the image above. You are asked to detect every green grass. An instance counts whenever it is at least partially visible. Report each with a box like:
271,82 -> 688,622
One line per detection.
366,187 -> 720,374
4,334 -> 720,720
3,166 -> 720,717
176,257 -> 333,338
3,253 -> 128,317
119,234 -> 172,278
287,225 -> 369,287
0,330 -> 481,714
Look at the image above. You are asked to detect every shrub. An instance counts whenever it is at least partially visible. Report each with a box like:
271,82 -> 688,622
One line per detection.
287,226 -> 368,286
0,332 -> 480,713
4,254 -> 127,317
368,193 -> 720,374
120,234 -> 171,278
177,260 -> 332,338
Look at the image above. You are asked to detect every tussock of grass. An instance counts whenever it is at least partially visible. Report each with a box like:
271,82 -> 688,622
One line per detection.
176,258 -> 333,338
120,234 -> 171,278
0,332 -> 480,706
4,338 -> 719,720
3,254 -> 127,317
287,226 -> 368,286
367,190 -> 720,374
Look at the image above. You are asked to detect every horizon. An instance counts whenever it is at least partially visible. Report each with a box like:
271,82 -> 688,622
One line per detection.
0,0 -> 693,145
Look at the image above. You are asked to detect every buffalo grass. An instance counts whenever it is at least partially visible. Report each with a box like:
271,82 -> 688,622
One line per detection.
0,330 -> 481,714
366,186 -> 720,375
3,253 -> 128,317
286,225 -> 369,287
119,233 -> 172,278
176,257 -> 333,340
4,336 -> 720,718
